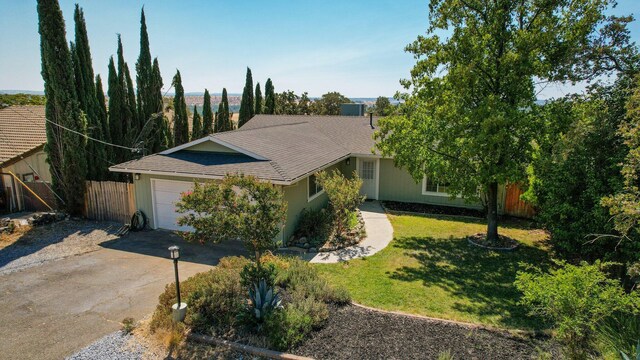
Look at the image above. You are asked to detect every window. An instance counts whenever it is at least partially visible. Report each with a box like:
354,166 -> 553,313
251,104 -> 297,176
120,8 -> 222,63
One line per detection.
22,173 -> 35,182
422,177 -> 451,196
360,160 -> 375,180
307,174 -> 324,201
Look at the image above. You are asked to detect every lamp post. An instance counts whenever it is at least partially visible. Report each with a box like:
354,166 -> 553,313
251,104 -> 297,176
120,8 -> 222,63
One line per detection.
169,245 -> 187,322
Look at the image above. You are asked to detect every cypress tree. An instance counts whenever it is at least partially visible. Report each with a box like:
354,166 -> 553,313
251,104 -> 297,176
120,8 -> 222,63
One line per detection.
172,70 -> 189,145
124,63 -> 138,146
224,88 -> 232,131
264,78 -> 275,114
202,89 -> 213,135
238,67 -> 254,127
107,56 -> 125,165
191,105 -> 202,139
116,35 -> 136,145
95,74 -> 110,145
255,82 -> 263,115
73,5 -> 108,180
216,88 -> 232,132
150,58 -> 170,152
136,7 -> 158,153
37,0 -> 88,214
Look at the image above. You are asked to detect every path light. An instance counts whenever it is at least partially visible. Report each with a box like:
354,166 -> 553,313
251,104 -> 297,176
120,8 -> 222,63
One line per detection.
169,245 -> 187,322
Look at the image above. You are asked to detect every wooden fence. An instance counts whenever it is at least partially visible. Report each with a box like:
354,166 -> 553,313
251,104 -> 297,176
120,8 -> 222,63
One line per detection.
504,183 -> 536,219
84,181 -> 135,223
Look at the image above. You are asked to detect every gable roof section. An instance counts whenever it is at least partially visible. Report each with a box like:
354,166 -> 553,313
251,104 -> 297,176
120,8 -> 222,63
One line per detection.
110,114 -> 379,184
0,105 -> 47,166
160,136 -> 268,160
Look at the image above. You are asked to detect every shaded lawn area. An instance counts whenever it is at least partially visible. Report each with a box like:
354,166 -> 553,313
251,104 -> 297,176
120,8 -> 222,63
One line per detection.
316,213 -> 551,330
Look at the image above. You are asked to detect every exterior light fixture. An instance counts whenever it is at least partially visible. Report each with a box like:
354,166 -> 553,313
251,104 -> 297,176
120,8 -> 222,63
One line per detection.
168,245 -> 187,322
345,158 -> 351,166
134,173 -> 141,180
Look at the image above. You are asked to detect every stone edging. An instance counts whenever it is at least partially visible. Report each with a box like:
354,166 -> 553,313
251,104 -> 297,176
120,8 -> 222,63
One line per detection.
188,333 -> 313,360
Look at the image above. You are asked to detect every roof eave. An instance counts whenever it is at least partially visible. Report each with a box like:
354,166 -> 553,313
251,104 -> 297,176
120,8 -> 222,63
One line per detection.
108,166 -> 292,185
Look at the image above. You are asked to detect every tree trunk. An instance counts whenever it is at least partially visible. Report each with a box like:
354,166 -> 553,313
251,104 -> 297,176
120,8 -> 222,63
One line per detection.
487,182 -> 499,242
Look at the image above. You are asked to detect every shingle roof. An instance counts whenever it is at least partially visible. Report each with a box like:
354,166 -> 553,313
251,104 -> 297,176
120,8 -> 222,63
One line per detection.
113,151 -> 286,181
110,114 -> 380,183
0,106 -> 47,165
240,115 -> 380,155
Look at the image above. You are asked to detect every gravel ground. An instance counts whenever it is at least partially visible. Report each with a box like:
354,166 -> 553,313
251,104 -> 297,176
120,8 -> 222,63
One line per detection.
0,220 -> 120,275
67,330 -> 259,360
66,331 -> 146,360
294,305 -> 556,360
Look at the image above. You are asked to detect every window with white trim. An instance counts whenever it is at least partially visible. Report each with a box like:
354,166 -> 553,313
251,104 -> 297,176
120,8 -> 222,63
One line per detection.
308,174 -> 324,201
422,177 -> 451,196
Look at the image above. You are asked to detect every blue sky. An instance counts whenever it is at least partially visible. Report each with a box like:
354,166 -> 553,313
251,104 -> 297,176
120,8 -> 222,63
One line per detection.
1,0 -> 639,98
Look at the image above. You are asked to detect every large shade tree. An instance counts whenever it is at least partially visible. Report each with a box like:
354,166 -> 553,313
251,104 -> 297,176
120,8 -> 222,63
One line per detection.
375,0 -> 631,241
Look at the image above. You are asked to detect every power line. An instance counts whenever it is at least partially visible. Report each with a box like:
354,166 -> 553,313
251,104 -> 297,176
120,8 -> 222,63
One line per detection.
7,106 -> 141,152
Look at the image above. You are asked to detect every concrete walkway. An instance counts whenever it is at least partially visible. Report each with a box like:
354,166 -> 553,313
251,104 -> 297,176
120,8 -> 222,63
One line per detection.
308,201 -> 394,263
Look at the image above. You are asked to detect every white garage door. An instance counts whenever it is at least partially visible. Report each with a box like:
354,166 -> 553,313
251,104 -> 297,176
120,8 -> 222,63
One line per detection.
151,179 -> 194,231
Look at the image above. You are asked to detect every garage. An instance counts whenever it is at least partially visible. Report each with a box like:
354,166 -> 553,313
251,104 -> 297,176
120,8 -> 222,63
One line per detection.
151,179 -> 194,231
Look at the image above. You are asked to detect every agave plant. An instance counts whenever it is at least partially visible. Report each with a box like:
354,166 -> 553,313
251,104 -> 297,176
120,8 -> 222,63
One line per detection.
248,279 -> 282,321
620,342 -> 640,360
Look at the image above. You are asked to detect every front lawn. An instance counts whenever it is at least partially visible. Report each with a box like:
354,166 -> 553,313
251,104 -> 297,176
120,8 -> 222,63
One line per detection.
316,213 -> 551,330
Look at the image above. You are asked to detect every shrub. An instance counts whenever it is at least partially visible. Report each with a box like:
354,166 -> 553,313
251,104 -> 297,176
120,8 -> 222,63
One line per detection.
315,170 -> 365,237
277,257 -> 351,304
240,261 -> 278,289
176,174 -> 287,264
264,297 -> 329,351
294,207 -> 333,245
515,260 -> 639,359
150,256 -> 249,334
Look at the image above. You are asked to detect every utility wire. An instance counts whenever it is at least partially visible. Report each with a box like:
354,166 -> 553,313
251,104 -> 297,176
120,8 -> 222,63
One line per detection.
7,106 -> 141,152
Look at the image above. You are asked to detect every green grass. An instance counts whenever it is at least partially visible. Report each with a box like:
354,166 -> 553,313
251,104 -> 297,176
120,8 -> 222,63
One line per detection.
316,213 -> 551,330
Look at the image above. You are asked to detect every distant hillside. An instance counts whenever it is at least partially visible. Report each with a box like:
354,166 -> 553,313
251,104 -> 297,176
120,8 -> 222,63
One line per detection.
0,90 -> 45,95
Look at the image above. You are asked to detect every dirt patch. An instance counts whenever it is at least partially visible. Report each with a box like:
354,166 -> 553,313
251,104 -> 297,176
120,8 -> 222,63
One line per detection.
294,305 -> 556,360
0,219 -> 120,274
0,225 -> 33,250
468,233 -> 520,251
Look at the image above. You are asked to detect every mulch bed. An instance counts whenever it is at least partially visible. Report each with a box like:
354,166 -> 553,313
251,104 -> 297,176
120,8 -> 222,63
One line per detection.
293,305 -> 556,360
382,201 -> 485,218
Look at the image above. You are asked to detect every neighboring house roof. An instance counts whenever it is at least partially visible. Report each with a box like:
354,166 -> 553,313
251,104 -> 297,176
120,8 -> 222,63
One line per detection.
0,105 -> 47,166
110,115 -> 380,184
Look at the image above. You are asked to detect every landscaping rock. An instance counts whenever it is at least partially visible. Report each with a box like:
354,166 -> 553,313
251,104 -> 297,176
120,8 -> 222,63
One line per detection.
294,305 -> 557,360
66,330 -> 145,360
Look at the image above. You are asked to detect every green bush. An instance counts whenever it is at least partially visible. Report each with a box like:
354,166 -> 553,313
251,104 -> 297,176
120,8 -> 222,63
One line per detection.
277,257 -> 351,305
150,256 -> 250,334
315,170 -> 365,237
294,207 -> 333,245
264,297 -> 329,350
240,261 -> 278,288
515,260 -> 639,360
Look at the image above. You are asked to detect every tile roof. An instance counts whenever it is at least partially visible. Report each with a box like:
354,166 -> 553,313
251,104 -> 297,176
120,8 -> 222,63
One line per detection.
0,106 -> 47,165
110,114 -> 380,183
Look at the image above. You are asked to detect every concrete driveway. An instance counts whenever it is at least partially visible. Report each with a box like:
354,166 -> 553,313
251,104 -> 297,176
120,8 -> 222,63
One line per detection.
0,227 -> 246,360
